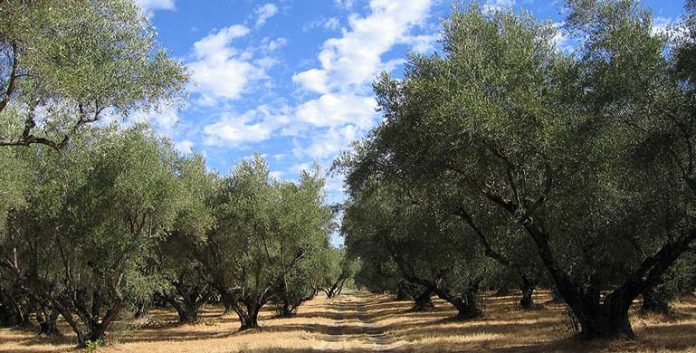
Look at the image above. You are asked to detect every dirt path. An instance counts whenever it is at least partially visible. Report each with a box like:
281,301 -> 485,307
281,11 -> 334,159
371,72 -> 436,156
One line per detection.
317,293 -> 402,352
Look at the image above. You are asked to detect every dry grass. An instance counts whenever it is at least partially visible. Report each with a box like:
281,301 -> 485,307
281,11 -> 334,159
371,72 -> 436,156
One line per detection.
1,291 -> 696,353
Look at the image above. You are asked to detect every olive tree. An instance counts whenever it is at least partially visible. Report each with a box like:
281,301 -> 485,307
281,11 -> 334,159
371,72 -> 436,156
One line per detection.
320,248 -> 359,298
203,156 -> 331,330
0,0 -> 187,149
267,171 -> 334,317
153,154 -> 217,323
0,125 -> 179,345
343,180 -> 494,319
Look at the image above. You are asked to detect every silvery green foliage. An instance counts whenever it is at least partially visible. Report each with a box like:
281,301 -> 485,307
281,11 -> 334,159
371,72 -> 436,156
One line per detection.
0,0 -> 187,149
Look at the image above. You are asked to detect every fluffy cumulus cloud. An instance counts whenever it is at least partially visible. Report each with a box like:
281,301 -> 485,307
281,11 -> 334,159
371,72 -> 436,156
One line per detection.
289,0 -> 433,166
295,94 -> 377,128
188,25 -> 267,104
294,0 -> 432,94
204,105 -> 291,147
255,3 -> 279,28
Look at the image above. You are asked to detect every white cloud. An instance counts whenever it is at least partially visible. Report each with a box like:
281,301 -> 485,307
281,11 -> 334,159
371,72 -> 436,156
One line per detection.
552,22 -> 575,53
324,17 -> 341,31
269,170 -> 285,180
401,34 -> 439,54
334,0 -> 355,10
303,17 -> 342,32
203,105 -> 291,147
294,125 -> 360,160
295,0 -> 432,94
295,94 -> 377,128
292,69 -> 330,94
175,140 -> 194,154
255,3 -> 279,28
201,0 -> 434,201
188,25 -> 267,104
129,103 -> 181,135
261,37 -> 287,52
288,0 -> 432,165
289,162 -> 313,175
134,0 -> 175,15
192,25 -> 250,58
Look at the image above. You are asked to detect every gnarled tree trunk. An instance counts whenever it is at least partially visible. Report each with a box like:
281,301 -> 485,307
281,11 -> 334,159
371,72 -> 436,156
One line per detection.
432,278 -> 481,320
235,299 -> 262,331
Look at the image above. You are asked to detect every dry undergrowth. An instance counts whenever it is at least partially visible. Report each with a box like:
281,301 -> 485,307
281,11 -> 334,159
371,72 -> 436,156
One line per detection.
1,291 -> 695,353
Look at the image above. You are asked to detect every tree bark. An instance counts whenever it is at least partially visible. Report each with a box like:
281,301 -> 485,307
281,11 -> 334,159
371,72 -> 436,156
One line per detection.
453,291 -> 481,319
37,307 -> 61,336
412,288 -> 434,311
431,280 -> 481,319
7,296 -> 31,327
165,297 -> 200,323
324,276 -> 346,298
575,302 -> 633,339
236,300 -> 261,331
221,291 -> 236,315
519,276 -> 535,309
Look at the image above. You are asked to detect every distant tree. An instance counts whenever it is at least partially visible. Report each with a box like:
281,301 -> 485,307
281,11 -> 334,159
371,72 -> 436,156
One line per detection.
153,155 -> 217,323
202,156 -> 331,330
0,0 -> 187,149
270,172 -> 334,317
321,248 -> 358,298
342,181 -> 493,319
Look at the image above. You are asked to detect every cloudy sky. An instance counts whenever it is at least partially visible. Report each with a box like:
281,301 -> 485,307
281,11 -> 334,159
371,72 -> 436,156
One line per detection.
134,0 -> 687,211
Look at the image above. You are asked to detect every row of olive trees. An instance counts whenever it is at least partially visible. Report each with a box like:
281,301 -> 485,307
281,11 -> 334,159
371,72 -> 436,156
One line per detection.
0,125 -> 350,346
339,0 -> 696,340
0,0 -> 356,347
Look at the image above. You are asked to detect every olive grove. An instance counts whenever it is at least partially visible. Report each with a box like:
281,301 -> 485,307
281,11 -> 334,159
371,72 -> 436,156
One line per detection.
339,0 -> 696,339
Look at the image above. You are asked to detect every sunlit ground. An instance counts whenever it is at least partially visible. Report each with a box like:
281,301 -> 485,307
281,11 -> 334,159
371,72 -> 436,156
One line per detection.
1,290 -> 695,353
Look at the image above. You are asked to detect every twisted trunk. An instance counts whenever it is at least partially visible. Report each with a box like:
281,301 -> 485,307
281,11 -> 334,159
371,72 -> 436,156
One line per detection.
235,300 -> 261,331
482,170 -> 696,339
164,296 -> 200,323
431,278 -> 481,319
324,275 -> 347,298
52,288 -> 124,347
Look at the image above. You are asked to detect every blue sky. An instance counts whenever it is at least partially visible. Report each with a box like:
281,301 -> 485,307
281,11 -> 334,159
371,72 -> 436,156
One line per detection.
133,0 -> 688,236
